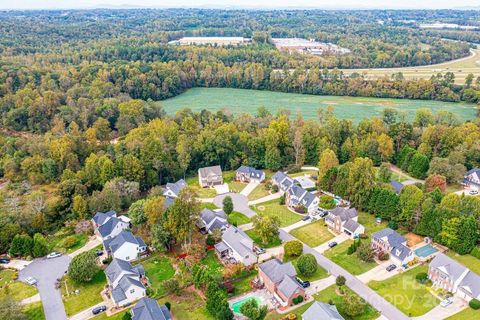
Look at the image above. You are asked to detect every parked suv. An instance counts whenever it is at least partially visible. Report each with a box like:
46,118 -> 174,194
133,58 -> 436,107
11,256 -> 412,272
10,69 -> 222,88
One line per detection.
328,241 -> 337,248
386,264 -> 397,272
92,306 -> 107,315
296,277 -> 311,288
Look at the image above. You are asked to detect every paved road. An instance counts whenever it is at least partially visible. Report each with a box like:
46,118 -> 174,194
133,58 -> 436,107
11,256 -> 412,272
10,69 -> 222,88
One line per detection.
279,230 -> 409,320
213,192 -> 257,218
19,255 -> 71,320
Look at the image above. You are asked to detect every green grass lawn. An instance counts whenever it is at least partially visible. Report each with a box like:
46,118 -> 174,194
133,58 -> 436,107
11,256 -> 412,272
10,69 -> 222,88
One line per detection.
289,170 -> 318,178
229,270 -> 258,297
201,250 -> 223,274
390,171 -> 413,183
139,254 -> 176,298
250,199 -> 302,227
228,181 -> 246,193
265,301 -> 314,320
357,211 -> 388,236
247,184 -> 271,201
47,232 -> 89,254
368,265 -> 439,317
227,211 -> 251,226
290,220 -> 334,247
0,269 -> 38,301
61,271 -> 106,316
245,229 -> 282,248
201,202 -> 218,210
446,307 -> 480,320
446,250 -> 480,275
23,302 -> 45,320
288,257 -> 329,282
186,176 -> 217,198
323,240 -> 378,275
158,290 -> 213,320
91,311 -> 129,320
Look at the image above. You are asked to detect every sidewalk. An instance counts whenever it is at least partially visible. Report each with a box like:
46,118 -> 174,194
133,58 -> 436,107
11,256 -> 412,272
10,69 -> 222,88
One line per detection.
248,192 -> 282,205
20,293 -> 41,305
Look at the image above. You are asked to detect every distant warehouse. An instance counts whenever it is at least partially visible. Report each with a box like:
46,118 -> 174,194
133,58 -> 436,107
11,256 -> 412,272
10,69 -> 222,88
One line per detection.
168,37 -> 251,46
271,37 -> 351,55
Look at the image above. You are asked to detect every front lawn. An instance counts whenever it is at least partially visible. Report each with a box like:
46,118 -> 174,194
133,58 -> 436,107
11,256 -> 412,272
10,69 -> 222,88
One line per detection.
228,181 -> 246,193
61,270 -> 106,316
250,199 -> 302,227
23,301 -> 45,320
140,254 -> 176,298
247,184 -> 271,201
446,250 -> 480,275
158,289 -> 213,320
323,240 -> 377,275
368,265 -> 439,317
201,250 -> 223,274
186,176 -> 217,198
245,229 -> 282,248
0,269 -> 38,301
227,211 -> 251,226
47,231 -> 89,254
265,301 -> 314,320
446,307 -> 480,320
288,257 -> 329,281
290,221 -> 334,247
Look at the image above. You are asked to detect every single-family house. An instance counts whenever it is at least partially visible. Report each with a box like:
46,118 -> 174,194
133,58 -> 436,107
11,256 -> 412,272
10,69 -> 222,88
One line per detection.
163,179 -> 186,198
285,184 -> 319,214
272,171 -> 294,192
258,258 -> 305,308
463,168 -> 480,191
105,258 -> 146,307
198,165 -> 223,187
131,297 -> 171,320
214,226 -> 257,266
103,230 -> 147,262
371,228 -> 414,265
236,166 -> 265,183
197,208 -> 228,234
302,301 -> 344,320
457,270 -> 480,301
92,211 -> 130,241
390,181 -> 405,194
325,207 -> 364,239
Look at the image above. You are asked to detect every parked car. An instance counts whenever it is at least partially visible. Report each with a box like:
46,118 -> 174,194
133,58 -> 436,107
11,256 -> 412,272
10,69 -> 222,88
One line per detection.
254,247 -> 266,255
440,297 -> 453,307
302,215 -> 310,221
46,252 -> 62,259
92,306 -> 107,315
469,189 -> 479,195
0,257 -> 10,264
386,264 -> 397,272
95,250 -> 104,257
25,277 -> 37,286
328,241 -> 337,248
296,277 -> 310,288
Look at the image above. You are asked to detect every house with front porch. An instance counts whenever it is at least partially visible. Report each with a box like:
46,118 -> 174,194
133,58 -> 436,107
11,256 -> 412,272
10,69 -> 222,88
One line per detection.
463,168 -> 480,191
236,166 -> 265,183
105,258 -> 146,307
325,207 -> 364,239
198,165 -> 223,187
258,258 -> 305,308
214,226 -> 257,266
371,228 -> 414,265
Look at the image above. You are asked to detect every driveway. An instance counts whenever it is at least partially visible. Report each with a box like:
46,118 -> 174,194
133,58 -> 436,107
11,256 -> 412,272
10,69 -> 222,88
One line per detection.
240,181 -> 259,196
305,276 -> 335,296
312,233 -> 349,254
19,255 -> 71,320
69,237 -> 101,258
279,230 -> 409,320
213,192 -> 257,218
356,260 -> 395,283
248,192 -> 282,205
280,219 -> 312,233
412,295 -> 468,320
69,301 -> 108,320
3,258 -> 32,270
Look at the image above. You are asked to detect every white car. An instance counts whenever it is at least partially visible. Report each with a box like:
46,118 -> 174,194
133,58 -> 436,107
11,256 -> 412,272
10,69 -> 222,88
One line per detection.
469,190 -> 479,195
440,297 -> 453,307
46,252 -> 62,259
25,276 -> 37,286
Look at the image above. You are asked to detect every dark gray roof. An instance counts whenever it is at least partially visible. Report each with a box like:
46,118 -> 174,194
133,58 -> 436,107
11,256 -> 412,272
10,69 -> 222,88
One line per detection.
93,210 -> 117,225
390,181 -> 404,194
105,258 -> 143,284
111,286 -> 127,303
165,179 -> 186,196
259,258 -> 296,284
372,228 -> 405,248
465,168 -> 480,176
164,197 -> 174,210
214,241 -> 229,253
343,219 -> 361,233
429,253 -> 469,282
198,165 -> 222,178
459,271 -> 480,299
98,216 -> 125,238
108,230 -> 146,253
277,274 -> 303,299
288,184 -> 306,199
391,244 -> 411,261
222,226 -> 255,257
132,297 -> 171,320
237,166 -> 264,179
300,191 -> 316,207
200,208 -> 228,233
272,171 -> 288,184
329,207 -> 358,222
118,275 -> 143,292
302,302 -> 344,320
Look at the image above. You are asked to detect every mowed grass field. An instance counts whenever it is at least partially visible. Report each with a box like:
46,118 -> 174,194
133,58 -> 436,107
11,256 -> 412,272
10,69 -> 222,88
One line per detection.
161,88 -> 476,122
342,48 -> 480,84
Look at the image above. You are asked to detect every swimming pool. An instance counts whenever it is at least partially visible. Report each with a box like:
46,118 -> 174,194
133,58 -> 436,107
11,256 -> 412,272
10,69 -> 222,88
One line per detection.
415,244 -> 438,257
231,295 -> 263,314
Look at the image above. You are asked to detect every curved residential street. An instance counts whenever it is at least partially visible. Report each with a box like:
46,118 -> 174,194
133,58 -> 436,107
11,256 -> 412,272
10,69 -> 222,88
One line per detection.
213,192 -> 257,218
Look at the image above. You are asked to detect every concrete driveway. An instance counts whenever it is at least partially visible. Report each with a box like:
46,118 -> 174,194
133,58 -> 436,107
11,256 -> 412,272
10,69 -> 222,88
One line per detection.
412,295 -> 468,320
356,260 -> 395,283
313,233 -> 349,254
213,192 -> 257,218
19,255 -> 71,320
3,258 -> 32,270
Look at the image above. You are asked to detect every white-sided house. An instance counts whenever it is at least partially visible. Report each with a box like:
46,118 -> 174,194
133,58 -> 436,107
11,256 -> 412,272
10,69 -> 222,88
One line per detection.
272,171 -> 294,192
285,184 -> 319,214
236,166 -> 265,183
92,211 -> 130,241
371,228 -> 414,265
324,207 -> 364,239
105,258 -> 146,307
104,230 -> 147,262
198,165 -> 223,187
163,179 -> 187,198
463,168 -> 480,192
197,208 -> 228,234
214,226 -> 257,266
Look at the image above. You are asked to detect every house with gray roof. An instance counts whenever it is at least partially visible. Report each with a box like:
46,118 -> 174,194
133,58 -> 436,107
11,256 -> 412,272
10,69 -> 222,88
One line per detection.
104,230 -> 147,262
131,297 -> 171,320
272,171 -> 294,192
371,228 -> 413,265
214,226 -> 256,266
258,259 -> 305,308
105,258 -> 146,307
390,180 -> 405,194
236,166 -> 265,183
198,165 -> 223,187
197,208 -> 228,234
302,301 -> 344,320
163,179 -> 187,198
463,168 -> 480,191
286,184 -> 319,214
92,210 -> 130,241
325,207 -> 364,239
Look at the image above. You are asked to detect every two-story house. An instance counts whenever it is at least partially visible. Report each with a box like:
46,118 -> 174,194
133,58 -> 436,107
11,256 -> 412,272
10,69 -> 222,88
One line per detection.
285,184 -> 319,214
325,207 -> 364,239
302,301 -> 344,320
105,258 -> 146,307
371,228 -> 414,265
103,230 -> 147,262
236,166 -> 265,183
92,210 -> 130,241
197,208 -> 228,234
198,165 -> 223,187
163,179 -> 187,198
214,226 -> 257,266
131,297 -> 171,320
272,171 -> 294,192
463,168 -> 480,192
258,258 -> 305,308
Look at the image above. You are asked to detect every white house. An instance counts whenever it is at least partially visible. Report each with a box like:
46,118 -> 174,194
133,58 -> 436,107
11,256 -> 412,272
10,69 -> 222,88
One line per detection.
236,166 -> 265,183
92,211 -> 130,241
285,184 -> 319,214
163,179 -> 187,198
371,228 -> 414,265
214,226 -> 257,266
104,230 -> 147,262
463,168 -> 480,192
197,208 -> 228,234
105,259 -> 146,307
272,171 -> 294,192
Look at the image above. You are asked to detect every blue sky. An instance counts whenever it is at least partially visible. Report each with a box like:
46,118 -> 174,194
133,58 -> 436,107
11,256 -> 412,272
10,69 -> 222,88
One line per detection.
0,0 -> 479,10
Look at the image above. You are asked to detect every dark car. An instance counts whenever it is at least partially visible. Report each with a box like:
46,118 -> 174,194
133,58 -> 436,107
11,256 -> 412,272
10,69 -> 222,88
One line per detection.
92,306 -> 107,315
0,258 -> 10,264
302,215 -> 310,221
328,241 -> 338,248
386,264 -> 397,272
95,250 -> 104,257
296,277 -> 310,288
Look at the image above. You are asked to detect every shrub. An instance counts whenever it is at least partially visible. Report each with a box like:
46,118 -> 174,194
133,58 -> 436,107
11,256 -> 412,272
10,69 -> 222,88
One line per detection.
271,184 -> 279,193
122,313 -> 132,320
163,278 -> 181,295
281,313 -> 297,320
319,195 -> 336,210
164,302 -> 171,310
292,296 -> 304,305
347,245 -> 355,255
68,251 -> 98,283
336,275 -> 346,286
388,220 -> 398,230
356,243 -> 374,263
284,240 -> 303,257
378,252 -> 390,261
469,298 -> 480,310
297,254 -> 318,277
222,196 -> 234,215
471,247 -> 480,259
280,194 -> 285,205
61,235 -> 78,249
206,234 -> 215,246
415,272 -> 428,284
294,204 -> 307,214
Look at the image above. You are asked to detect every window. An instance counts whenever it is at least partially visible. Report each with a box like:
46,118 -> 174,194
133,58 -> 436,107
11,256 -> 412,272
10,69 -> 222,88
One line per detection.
125,256 -> 130,260
130,289 -> 135,294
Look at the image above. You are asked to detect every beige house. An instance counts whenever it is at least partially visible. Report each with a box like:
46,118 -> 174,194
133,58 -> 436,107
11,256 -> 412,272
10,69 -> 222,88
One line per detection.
198,165 -> 223,187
